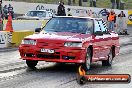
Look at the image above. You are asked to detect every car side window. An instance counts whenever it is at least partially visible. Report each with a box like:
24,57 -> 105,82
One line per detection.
78,20 -> 93,34
94,20 -> 102,32
86,20 -> 94,34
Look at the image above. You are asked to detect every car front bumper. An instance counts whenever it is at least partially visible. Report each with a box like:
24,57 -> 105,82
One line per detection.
19,45 -> 86,63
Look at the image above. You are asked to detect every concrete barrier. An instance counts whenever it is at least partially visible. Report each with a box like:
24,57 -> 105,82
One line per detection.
0,30 -> 35,48
0,31 -> 12,48
12,30 -> 34,46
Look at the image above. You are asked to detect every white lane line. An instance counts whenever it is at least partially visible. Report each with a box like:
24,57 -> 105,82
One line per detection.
0,69 -> 25,79
0,62 -> 55,79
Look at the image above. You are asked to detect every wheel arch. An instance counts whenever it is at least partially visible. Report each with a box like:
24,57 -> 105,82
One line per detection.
88,45 -> 93,58
111,45 -> 115,58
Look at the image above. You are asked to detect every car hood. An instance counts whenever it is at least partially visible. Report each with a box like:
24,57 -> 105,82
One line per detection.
25,32 -> 92,42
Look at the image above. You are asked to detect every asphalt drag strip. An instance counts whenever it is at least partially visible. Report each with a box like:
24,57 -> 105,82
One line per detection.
0,36 -> 132,88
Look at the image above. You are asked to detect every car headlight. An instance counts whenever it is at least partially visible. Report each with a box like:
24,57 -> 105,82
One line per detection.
21,40 -> 36,45
64,42 -> 82,47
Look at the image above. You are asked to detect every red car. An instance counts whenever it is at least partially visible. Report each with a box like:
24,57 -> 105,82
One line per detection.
19,16 -> 120,71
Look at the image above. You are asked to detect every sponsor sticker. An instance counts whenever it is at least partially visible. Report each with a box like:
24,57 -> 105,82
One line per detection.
77,66 -> 131,85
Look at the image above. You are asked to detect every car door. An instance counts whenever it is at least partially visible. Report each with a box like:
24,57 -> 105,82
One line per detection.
98,19 -> 111,59
92,20 -> 104,61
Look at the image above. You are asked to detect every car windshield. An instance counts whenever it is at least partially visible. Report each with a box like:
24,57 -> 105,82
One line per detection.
27,11 -> 46,17
43,17 -> 93,34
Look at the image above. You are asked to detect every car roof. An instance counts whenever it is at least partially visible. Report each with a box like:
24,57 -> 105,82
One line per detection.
53,16 -> 102,20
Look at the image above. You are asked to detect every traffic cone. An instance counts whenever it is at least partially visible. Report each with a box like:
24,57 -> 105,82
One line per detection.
5,13 -> 13,32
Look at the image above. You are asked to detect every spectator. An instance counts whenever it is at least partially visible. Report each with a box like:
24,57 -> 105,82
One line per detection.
118,11 -> 126,18
90,0 -> 97,7
8,4 -> 14,18
117,11 -> 128,34
107,10 -> 116,31
57,2 -> 66,16
98,8 -> 109,22
90,0 -> 92,7
111,0 -> 116,9
3,5 -> 8,19
93,0 -> 97,7
67,8 -> 72,16
0,14 -> 3,31
116,0 -> 120,9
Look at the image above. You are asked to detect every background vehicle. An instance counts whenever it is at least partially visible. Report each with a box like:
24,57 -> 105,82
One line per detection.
16,10 -> 53,20
19,16 -> 120,71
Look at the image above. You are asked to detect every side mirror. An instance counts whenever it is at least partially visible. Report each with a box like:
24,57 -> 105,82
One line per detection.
35,28 -> 41,33
94,31 -> 103,36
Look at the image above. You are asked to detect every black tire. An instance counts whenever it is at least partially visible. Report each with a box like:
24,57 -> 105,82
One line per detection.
102,48 -> 113,66
26,60 -> 38,68
82,48 -> 92,71
77,76 -> 87,85
56,62 -> 66,66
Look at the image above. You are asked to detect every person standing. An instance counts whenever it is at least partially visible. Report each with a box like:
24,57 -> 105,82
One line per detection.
57,2 -> 66,16
111,0 -> 116,9
93,0 -> 97,7
116,0 -> 120,9
107,10 -> 116,31
90,0 -> 97,7
98,8 -> 109,22
3,5 -> 8,19
90,0 -> 93,7
0,8 -> 2,31
117,11 -> 128,34
8,4 -> 14,18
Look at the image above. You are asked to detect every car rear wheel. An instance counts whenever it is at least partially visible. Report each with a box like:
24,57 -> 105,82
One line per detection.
26,60 -> 38,68
102,49 -> 113,66
83,48 -> 92,71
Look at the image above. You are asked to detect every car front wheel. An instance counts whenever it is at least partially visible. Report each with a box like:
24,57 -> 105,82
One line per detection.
26,60 -> 38,68
83,48 -> 92,71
